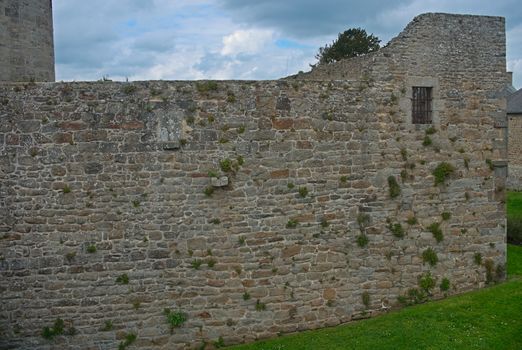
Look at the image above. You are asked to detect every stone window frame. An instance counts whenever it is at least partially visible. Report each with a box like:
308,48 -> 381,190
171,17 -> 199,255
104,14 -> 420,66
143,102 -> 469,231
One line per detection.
412,87 -> 433,124
400,77 -> 441,127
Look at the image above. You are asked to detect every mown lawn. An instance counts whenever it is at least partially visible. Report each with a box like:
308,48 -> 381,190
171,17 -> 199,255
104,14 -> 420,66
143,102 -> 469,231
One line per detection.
508,243 -> 522,276
507,191 -> 522,219
508,191 -> 522,244
229,245 -> 522,350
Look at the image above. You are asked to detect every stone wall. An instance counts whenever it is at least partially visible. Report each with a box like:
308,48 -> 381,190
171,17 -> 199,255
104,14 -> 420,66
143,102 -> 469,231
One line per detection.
0,0 -> 55,82
0,13 -> 508,349
508,114 -> 522,190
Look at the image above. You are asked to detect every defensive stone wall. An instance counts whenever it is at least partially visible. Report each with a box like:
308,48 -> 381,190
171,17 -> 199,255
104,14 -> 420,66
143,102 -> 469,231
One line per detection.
0,13 -> 508,349
0,0 -> 55,82
508,114 -> 522,190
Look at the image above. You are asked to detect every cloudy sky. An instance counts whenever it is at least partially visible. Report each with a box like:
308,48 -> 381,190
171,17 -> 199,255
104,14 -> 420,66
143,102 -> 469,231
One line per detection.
54,0 -> 522,88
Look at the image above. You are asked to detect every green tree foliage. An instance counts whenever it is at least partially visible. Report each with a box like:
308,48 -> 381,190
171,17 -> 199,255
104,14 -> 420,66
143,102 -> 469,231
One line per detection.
314,28 -> 380,66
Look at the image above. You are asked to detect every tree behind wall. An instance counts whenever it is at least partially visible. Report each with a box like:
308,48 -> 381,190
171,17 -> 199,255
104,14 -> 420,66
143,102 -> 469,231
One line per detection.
314,28 -> 380,66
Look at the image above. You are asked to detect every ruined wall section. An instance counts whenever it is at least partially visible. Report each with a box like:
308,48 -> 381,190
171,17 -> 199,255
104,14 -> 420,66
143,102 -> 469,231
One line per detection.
0,0 -> 55,82
0,13 -> 508,350
0,77 -> 507,349
297,12 -> 509,250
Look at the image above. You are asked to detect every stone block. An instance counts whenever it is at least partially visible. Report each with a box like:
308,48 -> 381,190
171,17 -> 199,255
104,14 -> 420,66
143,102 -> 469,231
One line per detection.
211,176 -> 228,187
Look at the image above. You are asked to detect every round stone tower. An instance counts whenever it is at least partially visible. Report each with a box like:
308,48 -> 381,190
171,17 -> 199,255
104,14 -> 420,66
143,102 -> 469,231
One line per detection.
0,0 -> 55,82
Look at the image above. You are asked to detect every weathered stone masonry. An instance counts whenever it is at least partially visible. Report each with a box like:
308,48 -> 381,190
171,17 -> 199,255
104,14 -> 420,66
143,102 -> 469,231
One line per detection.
507,88 -> 522,190
0,13 -> 508,349
0,0 -> 55,82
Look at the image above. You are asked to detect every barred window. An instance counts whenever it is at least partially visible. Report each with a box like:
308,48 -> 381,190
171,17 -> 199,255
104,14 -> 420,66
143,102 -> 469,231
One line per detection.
412,87 -> 432,124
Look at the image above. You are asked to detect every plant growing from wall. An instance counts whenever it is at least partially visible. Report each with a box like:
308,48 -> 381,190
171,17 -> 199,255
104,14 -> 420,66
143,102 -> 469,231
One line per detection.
485,159 -> 494,171
101,320 -> 113,331
357,213 -> 371,230
495,264 -> 505,282
399,271 -> 438,305
361,291 -> 370,308
320,217 -> 329,228
220,159 -> 232,172
196,81 -> 218,94
255,299 -> 266,311
164,308 -> 187,333
419,271 -> 436,295
422,136 -> 432,147
388,176 -> 401,198
65,251 -> 76,261
226,91 -> 236,103
118,332 -> 137,350
203,186 -> 214,197
432,162 -> 455,185
286,219 -> 298,229
484,258 -> 494,284
86,244 -> 96,253
428,222 -> 444,242
242,292 -> 251,301
116,274 -> 129,284
440,277 -> 450,292
42,318 -> 65,340
425,126 -> 437,135
422,248 -> 438,266
122,85 -> 137,95
389,223 -> 405,238
464,158 -> 470,170
441,212 -> 451,221
207,258 -> 216,268
298,187 -> 309,198
214,336 -> 225,348
400,148 -> 408,161
474,252 -> 482,266
191,260 -> 203,269
407,216 -> 418,225
400,170 -> 408,182
356,233 -> 369,248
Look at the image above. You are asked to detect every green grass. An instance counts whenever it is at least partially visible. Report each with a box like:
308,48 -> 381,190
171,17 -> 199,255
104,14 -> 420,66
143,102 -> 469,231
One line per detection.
508,191 -> 522,244
507,191 -> 522,219
508,244 -> 522,276
229,245 -> 522,350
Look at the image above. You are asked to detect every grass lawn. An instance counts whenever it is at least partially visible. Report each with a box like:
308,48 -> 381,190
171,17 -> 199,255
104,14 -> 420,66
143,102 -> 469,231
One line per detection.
508,191 -> 522,244
229,246 -> 522,350
507,191 -> 522,219
508,244 -> 522,276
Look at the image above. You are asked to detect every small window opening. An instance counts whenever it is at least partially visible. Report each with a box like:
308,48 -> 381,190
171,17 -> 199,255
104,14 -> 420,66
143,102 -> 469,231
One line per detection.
412,87 -> 432,124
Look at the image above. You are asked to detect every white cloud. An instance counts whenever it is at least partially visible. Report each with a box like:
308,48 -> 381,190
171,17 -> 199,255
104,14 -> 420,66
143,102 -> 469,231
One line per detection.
221,29 -> 274,56
128,48 -> 207,81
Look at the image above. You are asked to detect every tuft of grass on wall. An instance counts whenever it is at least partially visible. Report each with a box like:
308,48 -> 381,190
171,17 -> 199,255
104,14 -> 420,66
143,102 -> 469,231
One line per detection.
432,162 -> 454,186
388,176 -> 401,198
422,248 -> 438,266
428,222 -> 444,243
